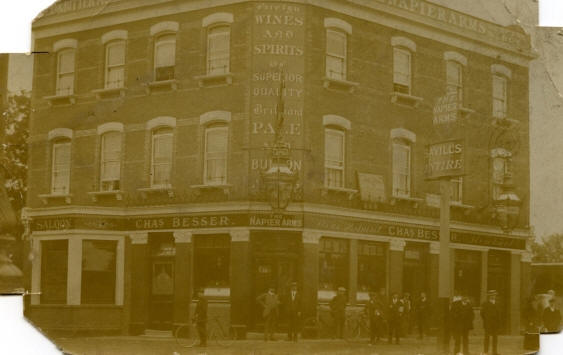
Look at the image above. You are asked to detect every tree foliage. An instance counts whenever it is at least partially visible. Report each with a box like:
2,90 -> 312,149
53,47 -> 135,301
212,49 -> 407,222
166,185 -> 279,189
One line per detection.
1,92 -> 30,224
531,234 -> 563,263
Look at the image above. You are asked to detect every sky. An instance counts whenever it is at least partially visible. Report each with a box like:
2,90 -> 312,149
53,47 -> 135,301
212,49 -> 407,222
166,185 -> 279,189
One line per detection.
2,0 -> 563,239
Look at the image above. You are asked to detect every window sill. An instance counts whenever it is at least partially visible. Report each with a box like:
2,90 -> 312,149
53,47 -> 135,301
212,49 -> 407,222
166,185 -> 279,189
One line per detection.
38,193 -> 72,205
144,79 -> 178,94
390,92 -> 423,108
137,186 -> 174,198
459,106 -> 475,118
492,117 -> 519,129
92,87 -> 127,100
87,190 -> 124,202
43,94 -> 76,106
191,184 -> 232,196
390,195 -> 424,207
322,76 -> 359,93
194,72 -> 233,88
321,186 -> 358,200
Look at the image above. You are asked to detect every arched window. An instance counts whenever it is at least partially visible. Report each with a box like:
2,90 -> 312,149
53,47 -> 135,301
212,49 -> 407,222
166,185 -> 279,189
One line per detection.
100,131 -> 122,191
56,48 -> 75,96
325,29 -> 347,80
491,64 -> 512,119
446,60 -> 463,101
151,127 -> 174,187
51,139 -> 71,194
154,34 -> 176,81
105,41 -> 126,88
391,37 -> 416,95
207,25 -> 231,75
204,125 -> 228,185
324,128 -> 345,188
392,139 -> 411,197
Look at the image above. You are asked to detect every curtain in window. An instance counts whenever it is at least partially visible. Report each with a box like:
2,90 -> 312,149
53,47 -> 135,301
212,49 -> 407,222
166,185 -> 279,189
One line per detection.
101,131 -> 121,190
393,48 -> 411,93
325,129 -> 345,188
57,50 -> 75,95
155,34 -> 176,80
152,128 -> 173,186
205,127 -> 228,185
207,26 -> 230,75
106,42 -> 125,88
392,142 -> 410,197
326,29 -> 346,80
52,141 -> 71,194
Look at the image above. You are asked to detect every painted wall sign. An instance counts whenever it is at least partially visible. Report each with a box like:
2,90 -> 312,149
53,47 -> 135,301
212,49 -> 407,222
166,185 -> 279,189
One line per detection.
373,0 -> 529,50
451,231 -> 526,250
425,139 -> 465,179
43,0 -> 109,16
357,173 -> 386,203
433,92 -> 459,125
249,213 -> 303,228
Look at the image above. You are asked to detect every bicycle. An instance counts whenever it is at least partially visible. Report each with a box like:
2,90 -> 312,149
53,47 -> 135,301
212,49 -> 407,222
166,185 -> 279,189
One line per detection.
302,305 -> 335,339
174,316 -> 234,348
344,312 -> 370,343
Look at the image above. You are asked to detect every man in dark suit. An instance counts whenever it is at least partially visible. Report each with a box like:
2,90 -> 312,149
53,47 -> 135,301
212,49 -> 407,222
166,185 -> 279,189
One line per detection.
414,292 -> 430,340
542,298 -> 561,333
286,282 -> 301,342
330,287 -> 347,339
365,291 -> 385,345
194,288 -> 208,347
257,287 -> 281,341
388,293 -> 404,345
452,295 -> 474,355
481,290 -> 502,355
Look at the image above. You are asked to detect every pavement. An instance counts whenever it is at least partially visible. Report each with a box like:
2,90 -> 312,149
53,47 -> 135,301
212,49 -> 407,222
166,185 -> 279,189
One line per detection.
54,334 -> 537,355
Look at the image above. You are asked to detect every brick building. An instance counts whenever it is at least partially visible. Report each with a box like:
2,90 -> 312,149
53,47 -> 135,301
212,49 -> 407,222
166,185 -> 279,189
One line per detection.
25,0 -> 534,337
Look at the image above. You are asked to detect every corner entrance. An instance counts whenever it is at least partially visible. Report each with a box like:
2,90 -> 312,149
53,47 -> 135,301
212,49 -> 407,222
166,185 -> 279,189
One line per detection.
250,232 -> 301,331
148,233 -> 175,330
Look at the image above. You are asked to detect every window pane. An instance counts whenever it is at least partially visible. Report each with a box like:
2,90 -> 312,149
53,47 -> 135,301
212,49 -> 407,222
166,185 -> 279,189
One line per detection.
58,50 -> 75,74
393,143 -> 410,196
152,129 -> 173,186
155,36 -> 176,68
319,238 -> 349,291
101,132 -> 121,183
107,43 -> 125,66
52,142 -> 70,194
57,74 -> 74,95
194,235 -> 230,289
205,127 -> 227,184
325,130 -> 344,163
81,240 -> 117,304
208,27 -> 230,74
358,241 -> 386,292
327,30 -> 346,57
41,240 -> 68,304
393,49 -> 410,86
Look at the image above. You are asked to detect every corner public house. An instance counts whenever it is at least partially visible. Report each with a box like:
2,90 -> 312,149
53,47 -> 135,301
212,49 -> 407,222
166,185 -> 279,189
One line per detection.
25,0 -> 534,337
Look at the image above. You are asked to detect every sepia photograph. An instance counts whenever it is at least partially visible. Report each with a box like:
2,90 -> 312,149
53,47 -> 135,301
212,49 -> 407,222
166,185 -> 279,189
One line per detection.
1,0 -> 562,354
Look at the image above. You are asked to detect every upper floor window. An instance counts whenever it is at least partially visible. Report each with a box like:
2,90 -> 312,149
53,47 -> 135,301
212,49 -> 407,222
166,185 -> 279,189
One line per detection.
391,37 -> 416,95
326,29 -> 347,80
154,34 -> 176,81
207,26 -> 231,75
451,176 -> 463,204
57,49 -> 75,96
100,131 -> 121,191
51,139 -> 71,195
492,75 -> 507,118
105,41 -> 126,88
491,64 -> 512,119
392,140 -> 411,198
151,127 -> 173,187
446,60 -> 463,101
204,126 -> 228,185
324,128 -> 345,188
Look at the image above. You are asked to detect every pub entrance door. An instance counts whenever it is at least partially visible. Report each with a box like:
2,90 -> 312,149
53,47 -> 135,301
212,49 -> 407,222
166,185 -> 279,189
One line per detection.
148,234 -> 175,331
250,232 -> 301,332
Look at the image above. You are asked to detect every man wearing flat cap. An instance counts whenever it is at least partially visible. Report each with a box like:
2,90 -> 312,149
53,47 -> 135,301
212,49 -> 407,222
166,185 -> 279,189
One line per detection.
257,287 -> 280,341
330,287 -> 347,339
286,282 -> 302,342
481,290 -> 501,355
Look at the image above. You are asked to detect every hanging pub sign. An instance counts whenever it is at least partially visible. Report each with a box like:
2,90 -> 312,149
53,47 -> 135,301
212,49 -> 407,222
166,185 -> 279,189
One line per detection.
425,139 -> 465,180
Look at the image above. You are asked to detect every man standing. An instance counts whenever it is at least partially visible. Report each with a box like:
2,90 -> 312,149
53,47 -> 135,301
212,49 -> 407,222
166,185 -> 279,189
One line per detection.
481,290 -> 501,355
542,298 -> 561,333
388,293 -> 404,345
365,291 -> 384,345
414,292 -> 430,340
330,287 -> 347,339
286,282 -> 301,342
452,295 -> 474,355
194,289 -> 208,347
257,287 -> 280,341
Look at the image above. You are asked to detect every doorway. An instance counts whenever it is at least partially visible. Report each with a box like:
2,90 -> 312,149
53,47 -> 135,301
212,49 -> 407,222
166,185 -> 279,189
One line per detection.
148,234 -> 175,330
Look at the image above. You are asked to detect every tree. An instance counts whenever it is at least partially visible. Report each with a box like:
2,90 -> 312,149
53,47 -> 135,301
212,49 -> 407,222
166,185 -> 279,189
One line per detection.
530,234 -> 563,263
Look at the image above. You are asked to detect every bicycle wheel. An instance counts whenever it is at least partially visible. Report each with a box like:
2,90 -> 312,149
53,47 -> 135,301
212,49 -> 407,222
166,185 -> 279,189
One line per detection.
215,326 -> 234,347
175,323 -> 198,348
344,318 -> 361,342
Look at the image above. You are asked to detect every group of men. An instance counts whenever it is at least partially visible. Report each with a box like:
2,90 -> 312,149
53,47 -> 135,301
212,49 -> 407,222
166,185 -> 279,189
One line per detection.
256,282 -> 302,342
